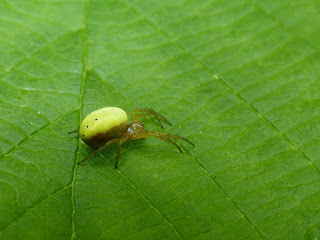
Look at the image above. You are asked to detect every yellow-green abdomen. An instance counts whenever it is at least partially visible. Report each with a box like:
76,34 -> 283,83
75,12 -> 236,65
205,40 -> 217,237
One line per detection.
80,107 -> 128,149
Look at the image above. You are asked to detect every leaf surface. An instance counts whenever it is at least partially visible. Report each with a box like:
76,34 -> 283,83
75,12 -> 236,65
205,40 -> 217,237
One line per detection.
1,0 -> 320,239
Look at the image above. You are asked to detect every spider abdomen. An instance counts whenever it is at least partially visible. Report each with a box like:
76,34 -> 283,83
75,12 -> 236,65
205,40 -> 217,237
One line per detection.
80,107 -> 128,149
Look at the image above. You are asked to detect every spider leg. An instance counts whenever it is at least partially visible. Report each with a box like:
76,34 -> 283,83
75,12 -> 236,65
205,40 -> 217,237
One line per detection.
68,129 -> 79,134
115,139 -> 128,169
149,131 -> 195,146
131,108 -> 172,128
146,132 -> 183,153
135,113 -> 163,128
77,138 -> 122,165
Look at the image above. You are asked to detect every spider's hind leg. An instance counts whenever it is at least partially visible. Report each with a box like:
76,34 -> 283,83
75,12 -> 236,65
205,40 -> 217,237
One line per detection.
68,129 -> 79,134
77,138 -> 128,168
115,139 -> 127,169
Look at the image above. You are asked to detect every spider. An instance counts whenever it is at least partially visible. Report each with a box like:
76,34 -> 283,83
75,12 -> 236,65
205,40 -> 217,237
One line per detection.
69,107 -> 194,168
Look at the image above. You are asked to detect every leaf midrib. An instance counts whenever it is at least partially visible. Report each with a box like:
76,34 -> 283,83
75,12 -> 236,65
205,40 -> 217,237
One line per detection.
70,0 -> 91,239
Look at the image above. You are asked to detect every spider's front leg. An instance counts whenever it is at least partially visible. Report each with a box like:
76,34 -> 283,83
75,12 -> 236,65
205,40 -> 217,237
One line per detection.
149,131 -> 195,146
135,130 -> 194,153
131,108 -> 172,128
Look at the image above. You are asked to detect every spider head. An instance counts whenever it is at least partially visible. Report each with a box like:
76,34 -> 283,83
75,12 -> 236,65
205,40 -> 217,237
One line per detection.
126,121 -> 146,138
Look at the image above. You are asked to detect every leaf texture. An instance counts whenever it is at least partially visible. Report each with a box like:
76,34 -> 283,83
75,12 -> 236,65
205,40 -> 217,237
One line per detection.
0,0 -> 320,239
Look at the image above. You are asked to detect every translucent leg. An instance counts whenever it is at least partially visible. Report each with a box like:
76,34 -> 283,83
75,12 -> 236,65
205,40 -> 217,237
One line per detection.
131,108 -> 172,128
115,139 -> 127,169
148,131 -> 195,146
68,129 -> 79,134
77,138 -> 124,165
147,132 -> 182,153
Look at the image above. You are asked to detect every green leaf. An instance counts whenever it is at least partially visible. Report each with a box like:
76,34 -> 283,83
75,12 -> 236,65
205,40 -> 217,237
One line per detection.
1,0 -> 320,239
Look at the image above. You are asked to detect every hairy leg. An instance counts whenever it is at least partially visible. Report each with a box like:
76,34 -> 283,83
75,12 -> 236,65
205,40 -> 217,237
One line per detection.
146,132 -> 183,153
148,131 -> 195,146
68,129 -> 79,134
77,138 -> 125,165
114,139 -> 127,169
131,108 -> 172,128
